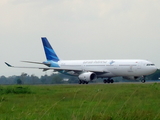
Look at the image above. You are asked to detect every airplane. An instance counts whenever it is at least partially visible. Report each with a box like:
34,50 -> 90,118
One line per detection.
5,37 -> 158,84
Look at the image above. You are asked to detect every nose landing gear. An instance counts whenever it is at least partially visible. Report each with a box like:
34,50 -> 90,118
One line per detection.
141,76 -> 146,83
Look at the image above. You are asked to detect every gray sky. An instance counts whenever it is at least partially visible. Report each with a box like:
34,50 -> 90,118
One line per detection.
1,0 -> 160,77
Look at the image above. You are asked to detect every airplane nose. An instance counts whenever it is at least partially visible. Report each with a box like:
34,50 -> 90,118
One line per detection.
152,67 -> 158,72
147,66 -> 157,75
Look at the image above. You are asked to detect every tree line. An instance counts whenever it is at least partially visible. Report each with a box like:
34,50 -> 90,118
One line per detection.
0,73 -> 79,85
0,70 -> 160,85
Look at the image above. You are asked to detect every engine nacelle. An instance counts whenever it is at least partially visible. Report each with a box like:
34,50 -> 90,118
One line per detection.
123,76 -> 141,80
78,72 -> 97,82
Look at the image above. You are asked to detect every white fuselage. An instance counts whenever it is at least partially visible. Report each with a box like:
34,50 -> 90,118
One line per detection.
57,59 -> 157,78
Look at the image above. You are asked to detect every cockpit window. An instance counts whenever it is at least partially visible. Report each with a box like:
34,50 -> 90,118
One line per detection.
146,64 -> 155,66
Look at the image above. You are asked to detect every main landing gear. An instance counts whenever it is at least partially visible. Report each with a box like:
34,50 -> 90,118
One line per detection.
103,78 -> 114,84
79,80 -> 88,84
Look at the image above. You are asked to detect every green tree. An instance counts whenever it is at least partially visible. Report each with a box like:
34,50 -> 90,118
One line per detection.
68,77 -> 78,83
17,78 -> 22,84
147,70 -> 160,80
51,75 -> 63,84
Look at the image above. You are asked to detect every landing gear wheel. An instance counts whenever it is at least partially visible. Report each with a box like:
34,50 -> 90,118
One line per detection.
103,79 -> 107,83
141,79 -> 145,83
79,80 -> 82,84
141,76 -> 146,83
79,80 -> 89,84
82,81 -> 85,84
110,79 -> 114,83
107,79 -> 110,83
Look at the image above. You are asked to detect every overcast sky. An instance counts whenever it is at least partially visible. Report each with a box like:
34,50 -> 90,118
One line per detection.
1,0 -> 160,77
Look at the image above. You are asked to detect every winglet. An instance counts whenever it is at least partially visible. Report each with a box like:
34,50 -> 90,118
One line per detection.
5,62 -> 13,67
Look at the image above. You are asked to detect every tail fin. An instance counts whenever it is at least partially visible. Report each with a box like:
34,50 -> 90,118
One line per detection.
41,37 -> 60,62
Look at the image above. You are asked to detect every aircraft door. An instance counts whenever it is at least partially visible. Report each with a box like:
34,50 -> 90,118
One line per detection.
114,64 -> 118,70
137,61 -> 141,69
82,64 -> 86,71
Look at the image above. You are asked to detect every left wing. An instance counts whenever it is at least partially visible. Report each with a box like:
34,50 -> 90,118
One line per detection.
5,62 -> 50,71
21,60 -> 51,67
5,62 -> 106,73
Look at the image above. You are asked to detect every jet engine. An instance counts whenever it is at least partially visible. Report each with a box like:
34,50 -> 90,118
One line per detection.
123,76 -> 141,80
78,72 -> 97,82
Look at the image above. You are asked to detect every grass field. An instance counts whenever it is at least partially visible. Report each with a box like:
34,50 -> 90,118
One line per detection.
0,83 -> 160,120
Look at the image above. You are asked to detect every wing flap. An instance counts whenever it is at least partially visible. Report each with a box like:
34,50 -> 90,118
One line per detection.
21,61 -> 44,64
21,61 -> 51,66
